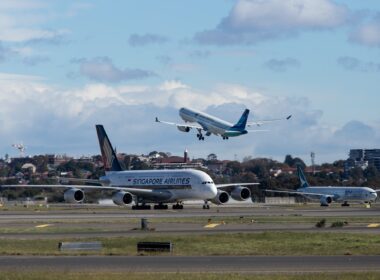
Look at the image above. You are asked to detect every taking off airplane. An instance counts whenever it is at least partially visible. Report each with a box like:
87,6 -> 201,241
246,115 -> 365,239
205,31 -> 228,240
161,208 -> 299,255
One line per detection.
156,107 -> 291,140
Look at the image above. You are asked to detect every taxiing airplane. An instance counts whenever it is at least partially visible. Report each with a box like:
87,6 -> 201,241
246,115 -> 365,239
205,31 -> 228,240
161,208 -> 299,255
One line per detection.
266,165 -> 379,206
0,125 -> 259,209
156,107 -> 291,140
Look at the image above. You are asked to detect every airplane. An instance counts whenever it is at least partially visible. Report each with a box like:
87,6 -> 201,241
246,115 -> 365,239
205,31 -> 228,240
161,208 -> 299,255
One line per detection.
155,107 -> 291,141
266,165 -> 379,207
0,125 -> 259,210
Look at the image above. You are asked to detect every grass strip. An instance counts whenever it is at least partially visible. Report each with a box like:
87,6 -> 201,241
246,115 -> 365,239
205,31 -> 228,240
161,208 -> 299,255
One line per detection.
0,232 -> 380,256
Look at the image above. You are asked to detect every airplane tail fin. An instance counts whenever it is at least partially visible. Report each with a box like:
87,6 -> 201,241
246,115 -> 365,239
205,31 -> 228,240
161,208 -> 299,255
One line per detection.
231,109 -> 250,130
297,165 -> 309,188
95,125 -> 123,172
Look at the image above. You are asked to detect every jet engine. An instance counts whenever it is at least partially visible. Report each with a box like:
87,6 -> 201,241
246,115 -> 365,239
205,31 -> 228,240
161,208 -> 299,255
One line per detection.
177,126 -> 191,132
210,190 -> 230,205
64,188 -> 84,203
231,186 -> 251,201
320,195 -> 333,206
112,191 -> 133,206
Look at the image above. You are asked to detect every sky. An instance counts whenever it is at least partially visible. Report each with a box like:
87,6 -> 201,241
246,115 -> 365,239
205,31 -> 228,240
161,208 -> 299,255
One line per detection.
0,0 -> 380,164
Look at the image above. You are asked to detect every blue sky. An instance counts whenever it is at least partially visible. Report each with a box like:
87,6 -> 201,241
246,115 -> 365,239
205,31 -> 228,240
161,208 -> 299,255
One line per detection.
1,0 -> 380,164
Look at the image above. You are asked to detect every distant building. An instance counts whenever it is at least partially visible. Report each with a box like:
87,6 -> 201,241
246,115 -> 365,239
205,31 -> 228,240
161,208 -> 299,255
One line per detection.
346,149 -> 380,171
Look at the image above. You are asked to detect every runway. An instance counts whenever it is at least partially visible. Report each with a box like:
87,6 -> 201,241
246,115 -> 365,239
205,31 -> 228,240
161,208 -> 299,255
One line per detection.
1,203 -> 380,219
0,255 -> 379,273
0,204 -> 379,239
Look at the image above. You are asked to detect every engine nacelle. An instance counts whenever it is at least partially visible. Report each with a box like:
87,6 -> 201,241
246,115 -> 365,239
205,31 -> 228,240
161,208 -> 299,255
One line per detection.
320,195 -> 333,206
210,190 -> 230,205
231,186 -> 251,201
64,188 -> 84,203
112,191 -> 133,206
177,126 -> 191,132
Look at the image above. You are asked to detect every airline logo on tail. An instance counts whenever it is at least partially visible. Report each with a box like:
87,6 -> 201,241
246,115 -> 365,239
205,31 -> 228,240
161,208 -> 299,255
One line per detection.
96,125 -> 123,172
297,165 -> 309,188
231,109 -> 250,131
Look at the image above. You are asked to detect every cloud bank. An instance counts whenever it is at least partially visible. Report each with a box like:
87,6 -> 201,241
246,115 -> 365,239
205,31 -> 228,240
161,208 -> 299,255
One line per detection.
0,73 -> 378,163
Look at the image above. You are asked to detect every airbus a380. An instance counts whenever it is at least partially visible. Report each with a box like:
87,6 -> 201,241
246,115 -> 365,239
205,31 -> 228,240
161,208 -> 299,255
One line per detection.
266,165 -> 379,207
1,125 -> 258,209
156,107 -> 291,140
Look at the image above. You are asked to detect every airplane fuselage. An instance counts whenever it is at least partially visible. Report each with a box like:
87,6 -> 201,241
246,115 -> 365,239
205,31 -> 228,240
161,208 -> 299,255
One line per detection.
298,186 -> 377,202
102,169 -> 217,203
179,107 -> 247,137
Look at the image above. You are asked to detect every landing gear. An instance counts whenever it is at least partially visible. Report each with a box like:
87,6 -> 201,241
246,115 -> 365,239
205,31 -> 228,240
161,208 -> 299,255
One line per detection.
222,136 -> 229,140
173,203 -> 184,210
341,202 -> 350,207
154,203 -> 168,210
197,129 -> 205,141
202,201 -> 210,209
132,204 -> 151,210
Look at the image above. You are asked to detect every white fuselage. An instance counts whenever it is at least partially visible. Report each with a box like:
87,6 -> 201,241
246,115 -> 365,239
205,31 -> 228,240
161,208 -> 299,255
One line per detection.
299,186 -> 377,203
179,107 -> 245,137
101,169 -> 217,203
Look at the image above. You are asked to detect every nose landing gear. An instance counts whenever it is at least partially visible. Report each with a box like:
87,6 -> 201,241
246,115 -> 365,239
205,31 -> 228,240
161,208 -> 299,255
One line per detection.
202,200 -> 210,209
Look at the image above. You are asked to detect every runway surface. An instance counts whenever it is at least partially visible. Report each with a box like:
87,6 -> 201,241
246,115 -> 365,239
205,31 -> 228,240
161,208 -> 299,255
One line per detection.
0,255 -> 379,273
0,204 -> 379,239
1,203 -> 380,219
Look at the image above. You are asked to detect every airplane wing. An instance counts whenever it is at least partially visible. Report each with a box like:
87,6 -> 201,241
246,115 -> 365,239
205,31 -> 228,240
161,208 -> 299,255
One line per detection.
58,177 -> 108,186
155,117 -> 203,130
247,115 -> 292,127
246,129 -> 269,133
0,184 -> 173,200
216,183 -> 259,189
265,189 -> 330,197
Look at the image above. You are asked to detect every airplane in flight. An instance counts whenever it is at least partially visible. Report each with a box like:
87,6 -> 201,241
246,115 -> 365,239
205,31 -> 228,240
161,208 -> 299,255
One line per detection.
266,165 -> 379,206
1,125 -> 259,210
155,107 -> 291,140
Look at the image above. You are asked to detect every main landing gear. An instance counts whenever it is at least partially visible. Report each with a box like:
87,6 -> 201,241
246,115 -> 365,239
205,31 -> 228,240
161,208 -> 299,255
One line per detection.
341,201 -> 350,207
132,204 -> 151,210
173,203 -> 184,210
154,203 -> 168,210
197,129 -> 205,141
202,200 -> 210,209
222,136 -> 229,140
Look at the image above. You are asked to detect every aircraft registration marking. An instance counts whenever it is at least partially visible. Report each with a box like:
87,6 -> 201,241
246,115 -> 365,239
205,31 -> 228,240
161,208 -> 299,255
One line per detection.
204,223 -> 220,228
35,224 -> 52,228
367,224 -> 380,228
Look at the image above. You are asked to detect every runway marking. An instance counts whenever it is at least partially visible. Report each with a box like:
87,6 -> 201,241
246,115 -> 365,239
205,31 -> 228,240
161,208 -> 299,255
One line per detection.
204,223 -> 220,228
35,224 -> 52,228
367,223 -> 380,228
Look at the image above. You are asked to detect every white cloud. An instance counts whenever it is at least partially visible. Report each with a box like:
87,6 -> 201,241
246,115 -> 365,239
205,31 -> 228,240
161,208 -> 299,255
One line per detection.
73,57 -> 157,83
349,16 -> 380,47
0,1 -> 70,43
158,80 -> 189,91
195,0 -> 350,45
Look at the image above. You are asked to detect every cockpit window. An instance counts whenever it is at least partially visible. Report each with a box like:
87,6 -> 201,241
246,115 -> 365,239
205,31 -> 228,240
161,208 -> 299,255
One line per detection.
202,181 -> 213,184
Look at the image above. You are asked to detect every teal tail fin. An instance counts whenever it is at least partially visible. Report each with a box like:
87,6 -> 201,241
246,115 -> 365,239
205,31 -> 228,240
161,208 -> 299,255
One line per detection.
297,165 -> 309,188
231,109 -> 249,130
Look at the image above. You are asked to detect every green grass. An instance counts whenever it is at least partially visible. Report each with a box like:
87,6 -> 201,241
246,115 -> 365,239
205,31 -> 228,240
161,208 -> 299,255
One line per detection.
0,232 -> 380,256
0,272 -> 380,280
